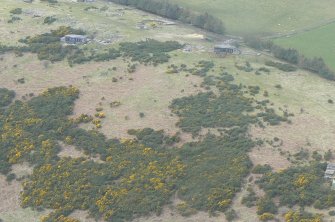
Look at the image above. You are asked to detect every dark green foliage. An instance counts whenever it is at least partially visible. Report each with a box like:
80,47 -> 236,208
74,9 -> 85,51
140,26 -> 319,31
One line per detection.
0,61 -> 288,221
257,163 -> 335,209
10,8 -> 22,14
258,67 -> 270,73
225,209 -> 237,221
84,6 -> 98,11
285,210 -> 324,222
0,44 -> 16,54
256,197 -> 278,215
248,85 -> 260,96
67,48 -> 121,65
93,48 -> 121,62
176,202 -> 197,217
6,173 -> 16,182
312,151 -> 322,161
257,108 -> 287,125
241,187 -> 258,207
44,16 -> 57,24
0,87 -> 78,174
275,84 -> 282,89
252,164 -> 272,174
329,210 -> 335,216
177,134 -> 254,212
245,37 -> 273,50
18,26 -> 85,62
186,60 -> 214,77
235,61 -> 253,72
265,61 -> 297,72
0,88 -> 15,107
127,128 -> 180,149
2,29 -> 180,66
0,87 -> 184,222
271,45 -> 299,64
40,0 -> 58,3
293,149 -> 310,161
8,16 -> 22,23
300,56 -> 335,80
119,39 -> 182,66
170,91 -> 255,135
324,150 -> 332,161
108,0 -> 225,34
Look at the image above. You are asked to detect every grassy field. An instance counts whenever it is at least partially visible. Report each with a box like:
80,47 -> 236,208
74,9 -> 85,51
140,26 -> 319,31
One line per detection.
169,0 -> 335,36
274,22 -> 335,70
2,0 -> 335,221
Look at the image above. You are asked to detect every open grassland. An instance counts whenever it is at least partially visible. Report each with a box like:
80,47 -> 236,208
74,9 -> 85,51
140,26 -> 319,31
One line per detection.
168,0 -> 335,36
275,22 -> 335,70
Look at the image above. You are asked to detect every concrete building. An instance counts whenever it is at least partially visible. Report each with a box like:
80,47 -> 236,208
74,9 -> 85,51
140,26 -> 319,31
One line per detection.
77,0 -> 95,2
324,163 -> 335,190
61,34 -> 88,44
214,44 -> 241,55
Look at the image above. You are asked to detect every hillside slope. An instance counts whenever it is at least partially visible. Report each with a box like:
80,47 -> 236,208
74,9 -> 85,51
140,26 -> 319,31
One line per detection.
169,0 -> 335,36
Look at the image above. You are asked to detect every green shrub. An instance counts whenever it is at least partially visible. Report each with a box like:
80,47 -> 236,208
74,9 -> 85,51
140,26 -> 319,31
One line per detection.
0,88 -> 15,107
176,202 -> 197,217
241,187 -> 258,207
256,197 -> 278,215
10,8 -> 22,15
257,163 -> 335,209
265,60 -> 297,72
44,16 -> 57,24
119,39 -> 182,66
225,209 -> 237,221
252,164 -> 272,174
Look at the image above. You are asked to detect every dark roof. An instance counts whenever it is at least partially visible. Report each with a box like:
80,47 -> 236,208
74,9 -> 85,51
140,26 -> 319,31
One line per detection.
214,44 -> 237,49
65,34 -> 87,39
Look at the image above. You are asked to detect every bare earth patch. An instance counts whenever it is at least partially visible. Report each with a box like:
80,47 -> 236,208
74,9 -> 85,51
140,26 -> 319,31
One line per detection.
58,141 -> 88,159
249,145 -> 291,171
0,175 -> 21,215
10,162 -> 34,178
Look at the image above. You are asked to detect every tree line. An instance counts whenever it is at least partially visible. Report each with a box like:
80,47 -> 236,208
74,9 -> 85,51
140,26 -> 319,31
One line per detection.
108,0 -> 225,34
245,37 -> 335,80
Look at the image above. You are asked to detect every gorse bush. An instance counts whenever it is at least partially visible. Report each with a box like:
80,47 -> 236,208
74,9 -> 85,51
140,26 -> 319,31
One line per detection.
0,62 -> 289,221
119,39 -> 183,66
0,88 -> 15,107
0,86 -> 184,221
257,163 -> 335,209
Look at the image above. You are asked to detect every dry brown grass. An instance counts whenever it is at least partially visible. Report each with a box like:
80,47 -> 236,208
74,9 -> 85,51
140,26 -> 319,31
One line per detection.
0,175 -> 21,215
251,113 -> 335,155
58,141 -> 88,159
249,145 -> 291,171
71,65 -> 203,139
